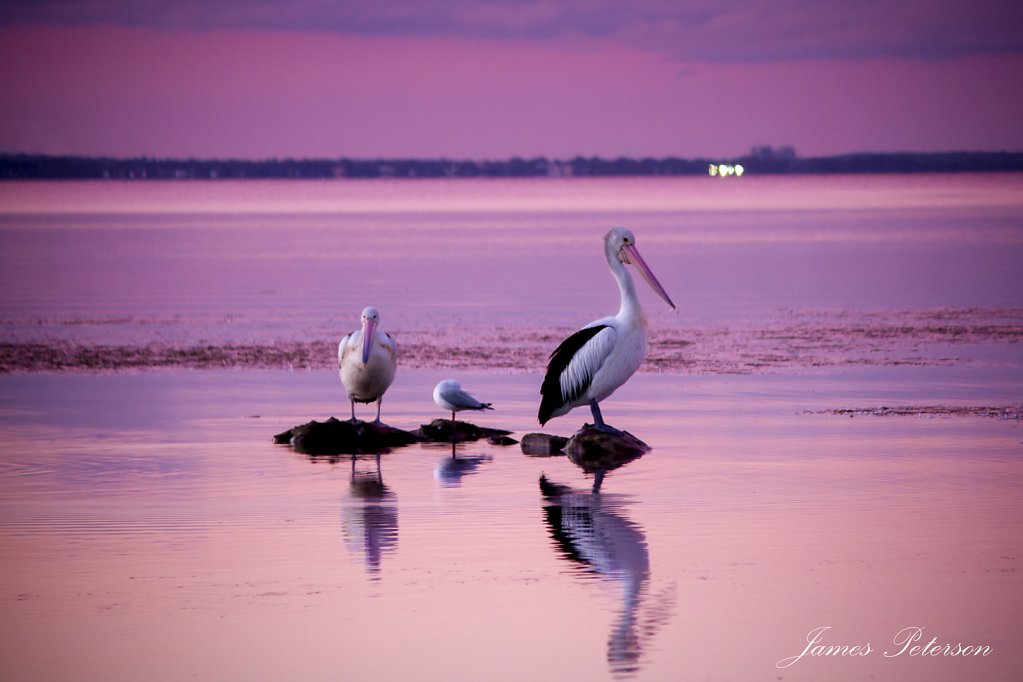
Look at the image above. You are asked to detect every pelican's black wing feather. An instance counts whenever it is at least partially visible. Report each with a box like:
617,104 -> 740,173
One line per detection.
538,324 -> 610,425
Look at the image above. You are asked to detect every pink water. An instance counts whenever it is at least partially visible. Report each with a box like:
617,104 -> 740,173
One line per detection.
0,175 -> 1021,681
1,175 -> 1021,364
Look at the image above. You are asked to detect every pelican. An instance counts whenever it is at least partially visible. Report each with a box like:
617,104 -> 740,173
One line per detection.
538,227 -> 674,433
433,379 -> 493,422
339,306 -> 397,423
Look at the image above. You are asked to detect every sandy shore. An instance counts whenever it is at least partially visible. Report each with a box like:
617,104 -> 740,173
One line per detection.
2,307 -> 1019,374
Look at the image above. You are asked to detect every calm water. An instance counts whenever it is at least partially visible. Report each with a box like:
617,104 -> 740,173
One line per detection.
1,175 -> 1021,359
0,176 -> 1022,681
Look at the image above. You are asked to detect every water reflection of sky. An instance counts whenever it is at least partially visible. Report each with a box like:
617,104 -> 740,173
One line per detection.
1,365 -> 1021,680
1,176 -> 1021,346
1,175 -> 1022,680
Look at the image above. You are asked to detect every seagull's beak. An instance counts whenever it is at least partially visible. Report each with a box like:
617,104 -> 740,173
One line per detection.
361,317 -> 376,364
621,243 -> 676,309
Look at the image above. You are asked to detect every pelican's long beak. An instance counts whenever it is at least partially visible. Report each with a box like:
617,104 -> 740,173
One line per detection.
361,317 -> 376,364
621,243 -> 676,309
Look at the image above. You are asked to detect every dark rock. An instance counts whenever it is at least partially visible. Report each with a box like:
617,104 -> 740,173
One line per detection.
274,418 -> 423,456
415,418 -> 512,443
487,435 -> 519,446
520,432 -> 569,456
565,425 -> 649,475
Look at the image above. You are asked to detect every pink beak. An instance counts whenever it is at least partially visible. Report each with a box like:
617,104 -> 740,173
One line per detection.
361,317 -> 376,364
621,243 -> 675,309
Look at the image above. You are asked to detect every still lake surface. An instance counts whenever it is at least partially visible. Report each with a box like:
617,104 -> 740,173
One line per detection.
0,175 -> 1021,681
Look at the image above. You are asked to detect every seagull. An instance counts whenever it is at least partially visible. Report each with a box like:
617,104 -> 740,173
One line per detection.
538,227 -> 675,433
433,379 -> 493,422
339,306 -> 397,423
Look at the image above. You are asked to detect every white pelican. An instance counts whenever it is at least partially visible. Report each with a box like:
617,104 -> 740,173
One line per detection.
538,227 -> 675,433
339,306 -> 397,422
433,379 -> 493,422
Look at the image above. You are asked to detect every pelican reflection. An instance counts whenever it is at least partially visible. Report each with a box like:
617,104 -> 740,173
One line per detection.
540,474 -> 673,677
340,454 -> 398,579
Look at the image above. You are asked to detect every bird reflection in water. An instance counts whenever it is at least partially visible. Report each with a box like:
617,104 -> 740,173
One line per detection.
434,442 -> 493,488
340,454 -> 398,580
541,474 -> 675,677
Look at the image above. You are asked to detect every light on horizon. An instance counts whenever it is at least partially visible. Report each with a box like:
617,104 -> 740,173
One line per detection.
709,163 -> 744,177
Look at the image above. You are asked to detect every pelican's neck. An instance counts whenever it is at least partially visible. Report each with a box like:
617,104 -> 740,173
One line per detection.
608,250 -> 644,323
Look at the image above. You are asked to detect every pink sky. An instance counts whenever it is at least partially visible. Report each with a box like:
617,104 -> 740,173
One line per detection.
1,3 -> 1022,159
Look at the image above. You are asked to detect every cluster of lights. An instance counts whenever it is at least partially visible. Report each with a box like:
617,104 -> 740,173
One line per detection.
708,163 -> 744,177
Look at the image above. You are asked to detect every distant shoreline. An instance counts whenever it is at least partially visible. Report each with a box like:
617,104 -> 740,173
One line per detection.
2,151 -> 1023,180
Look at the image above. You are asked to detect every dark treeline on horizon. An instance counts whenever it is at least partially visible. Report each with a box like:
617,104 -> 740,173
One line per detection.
2,150 -> 1023,180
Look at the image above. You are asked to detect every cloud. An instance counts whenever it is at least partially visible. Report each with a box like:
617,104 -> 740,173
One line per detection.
2,0 -> 1021,63
3,24 -> 1021,158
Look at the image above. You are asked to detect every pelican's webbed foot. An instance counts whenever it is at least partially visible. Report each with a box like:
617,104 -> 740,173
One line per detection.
588,400 -> 624,436
592,423 -> 625,437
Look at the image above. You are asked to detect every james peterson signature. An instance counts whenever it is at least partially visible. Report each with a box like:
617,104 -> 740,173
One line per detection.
776,626 -> 993,669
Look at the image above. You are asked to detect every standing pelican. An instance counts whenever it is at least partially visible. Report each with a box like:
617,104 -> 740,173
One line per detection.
339,306 -> 397,423
433,379 -> 493,422
538,227 -> 675,433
